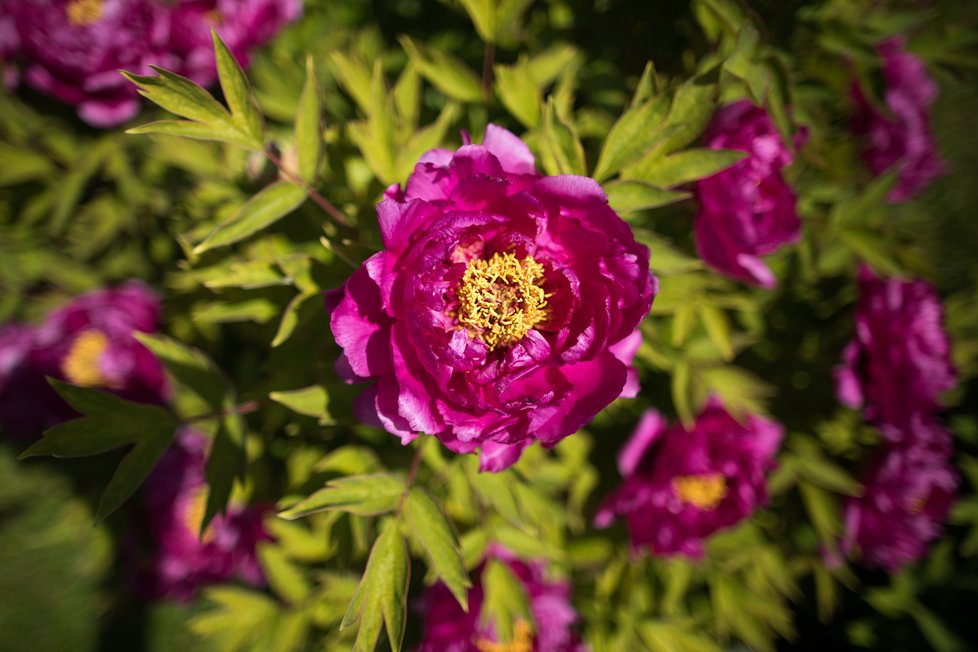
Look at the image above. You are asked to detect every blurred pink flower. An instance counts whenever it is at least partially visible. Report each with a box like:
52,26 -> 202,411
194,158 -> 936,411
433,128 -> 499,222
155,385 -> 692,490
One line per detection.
0,281 -> 167,439
416,547 -> 583,652
597,400 -> 784,558
852,36 -> 947,202
329,125 -> 655,472
694,101 -> 802,288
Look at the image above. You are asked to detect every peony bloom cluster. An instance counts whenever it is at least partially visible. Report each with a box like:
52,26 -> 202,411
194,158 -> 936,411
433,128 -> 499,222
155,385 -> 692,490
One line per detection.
1,0 -> 300,127
329,125 -> 655,472
137,429 -> 270,601
852,36 -> 946,203
0,281 -> 168,439
416,547 -> 583,652
836,265 -> 958,570
596,400 -> 784,558
693,101 -> 802,288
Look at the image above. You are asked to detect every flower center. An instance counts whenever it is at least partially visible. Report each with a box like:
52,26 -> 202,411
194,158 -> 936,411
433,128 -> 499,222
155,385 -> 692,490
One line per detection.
672,473 -> 728,511
456,252 -> 547,351
66,0 -> 104,26
62,329 -> 115,388
475,619 -> 533,652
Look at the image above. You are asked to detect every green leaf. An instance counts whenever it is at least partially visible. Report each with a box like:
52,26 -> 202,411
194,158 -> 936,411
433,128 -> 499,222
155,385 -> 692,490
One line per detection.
606,179 -> 690,214
495,57 -> 540,128
19,379 -> 178,522
212,30 -> 264,146
122,67 -> 229,124
125,119 -> 257,149
192,298 -> 279,324
194,182 -> 308,254
671,360 -> 695,428
343,519 -> 410,652
698,304 -> 734,361
657,73 -> 718,155
400,37 -> 483,103
627,148 -> 746,187
270,385 -> 333,425
541,98 -> 586,176
630,61 -> 658,108
794,453 -> 862,496
295,56 -> 323,183
328,51 -> 373,114
480,557 -> 532,643
838,228 -> 904,277
799,480 -> 841,543
258,542 -> 312,605
528,45 -> 579,87
403,489 -> 472,611
593,95 -> 672,182
279,474 -> 406,519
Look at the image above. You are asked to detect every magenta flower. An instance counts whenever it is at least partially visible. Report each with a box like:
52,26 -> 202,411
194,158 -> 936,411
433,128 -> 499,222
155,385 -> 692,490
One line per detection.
693,101 -> 802,288
416,547 -> 582,652
2,0 -> 299,127
835,265 -> 956,443
596,400 -> 784,558
138,429 -> 270,601
842,438 -> 957,571
0,281 -> 168,439
329,125 -> 656,472
852,36 -> 946,203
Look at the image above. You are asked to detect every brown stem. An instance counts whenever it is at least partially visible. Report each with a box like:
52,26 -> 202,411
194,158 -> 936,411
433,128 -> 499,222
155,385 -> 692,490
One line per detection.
482,41 -> 496,101
184,400 -> 262,424
264,149 -> 352,227
397,437 -> 426,513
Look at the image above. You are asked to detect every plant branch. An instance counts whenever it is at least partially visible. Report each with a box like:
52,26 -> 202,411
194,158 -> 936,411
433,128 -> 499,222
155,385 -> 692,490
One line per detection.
264,149 -> 352,227
397,437 -> 426,513
482,41 -> 496,101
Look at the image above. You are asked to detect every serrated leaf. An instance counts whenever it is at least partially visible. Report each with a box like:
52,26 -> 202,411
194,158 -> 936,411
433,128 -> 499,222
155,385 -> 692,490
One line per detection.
194,182 -> 308,253
400,37 -> 482,103
258,542 -> 312,605
606,179 -> 691,214
593,95 -> 672,181
122,67 -> 229,124
270,385 -> 333,425
280,474 -> 406,519
295,56 -> 323,183
344,519 -> 409,652
403,489 -> 471,611
495,57 -> 540,128
212,30 -> 264,146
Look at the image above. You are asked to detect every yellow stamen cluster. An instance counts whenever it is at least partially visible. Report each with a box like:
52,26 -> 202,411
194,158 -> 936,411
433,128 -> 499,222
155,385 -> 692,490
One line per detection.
456,252 -> 548,351
62,329 -> 114,388
184,488 -> 216,542
66,0 -> 104,26
672,473 -> 728,511
475,619 -> 534,652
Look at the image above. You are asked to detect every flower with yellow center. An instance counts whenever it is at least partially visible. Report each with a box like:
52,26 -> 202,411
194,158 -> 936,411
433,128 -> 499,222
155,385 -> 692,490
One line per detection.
456,252 -> 548,351
672,473 -> 728,511
475,619 -> 534,652
66,0 -> 104,26
62,329 -> 117,388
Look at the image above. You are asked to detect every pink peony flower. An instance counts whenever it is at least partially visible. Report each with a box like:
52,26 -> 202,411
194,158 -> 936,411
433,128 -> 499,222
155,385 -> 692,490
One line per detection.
835,265 -> 956,443
852,36 -> 947,203
0,281 -> 168,439
693,101 -> 802,288
1,0 -> 300,127
329,125 -> 656,472
138,429 -> 270,601
596,400 -> 784,558
842,438 -> 957,571
416,547 -> 583,652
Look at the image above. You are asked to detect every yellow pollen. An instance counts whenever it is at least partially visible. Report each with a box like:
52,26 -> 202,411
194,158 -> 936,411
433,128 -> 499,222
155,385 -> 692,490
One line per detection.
66,0 -> 104,26
184,487 -> 216,542
673,473 -> 728,511
62,329 -> 115,388
456,252 -> 548,351
475,619 -> 534,652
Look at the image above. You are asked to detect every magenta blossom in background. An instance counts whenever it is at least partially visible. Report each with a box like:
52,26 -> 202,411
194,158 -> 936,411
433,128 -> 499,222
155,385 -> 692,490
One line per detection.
1,0 -> 300,127
835,265 -> 956,443
852,36 -> 946,203
328,125 -> 655,472
694,101 -> 802,288
0,281 -> 168,439
138,429 -> 270,601
416,547 -> 583,652
842,440 -> 957,571
596,399 -> 784,558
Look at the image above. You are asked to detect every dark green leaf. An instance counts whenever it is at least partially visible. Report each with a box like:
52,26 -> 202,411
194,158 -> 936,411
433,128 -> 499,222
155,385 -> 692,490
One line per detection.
593,95 -> 672,181
212,30 -> 264,146
403,489 -> 471,611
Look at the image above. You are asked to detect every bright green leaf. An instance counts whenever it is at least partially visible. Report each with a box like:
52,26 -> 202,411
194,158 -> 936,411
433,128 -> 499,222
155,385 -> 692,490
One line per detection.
194,182 -> 308,254
295,56 -> 323,183
279,474 -> 406,519
212,30 -> 264,146
403,489 -> 472,611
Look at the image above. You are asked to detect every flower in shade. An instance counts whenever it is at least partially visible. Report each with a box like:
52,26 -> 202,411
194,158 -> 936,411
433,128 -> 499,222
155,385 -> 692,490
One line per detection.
693,100 -> 802,288
1,0 -> 300,127
835,265 -> 956,443
596,400 -> 784,558
842,438 -> 957,571
416,547 -> 583,652
328,124 -> 655,472
138,429 -> 270,601
0,281 -> 168,439
852,36 -> 946,203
